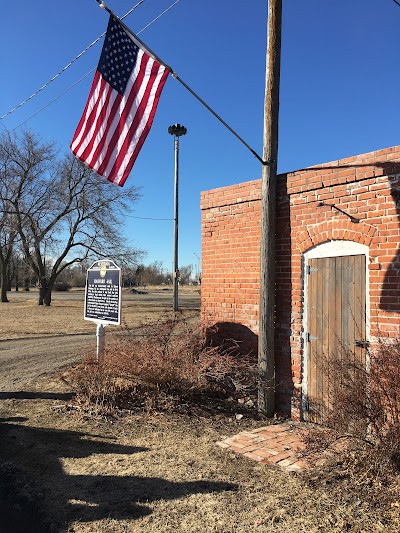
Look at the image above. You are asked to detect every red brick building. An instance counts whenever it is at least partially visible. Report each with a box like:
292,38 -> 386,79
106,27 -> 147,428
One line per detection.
200,146 -> 400,419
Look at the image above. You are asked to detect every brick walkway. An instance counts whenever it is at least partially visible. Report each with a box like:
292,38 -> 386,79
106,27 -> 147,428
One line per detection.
216,422 -> 309,472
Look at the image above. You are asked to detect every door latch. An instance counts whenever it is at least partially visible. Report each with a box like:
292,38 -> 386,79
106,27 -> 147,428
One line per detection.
354,339 -> 370,349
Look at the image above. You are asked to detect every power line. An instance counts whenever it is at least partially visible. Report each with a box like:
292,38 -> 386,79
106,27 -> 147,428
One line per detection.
1,0 -> 179,123
128,215 -> 173,221
3,0 -> 397,126
10,1 -> 181,133
0,0 -> 146,121
10,71 -> 95,132
136,0 -> 180,33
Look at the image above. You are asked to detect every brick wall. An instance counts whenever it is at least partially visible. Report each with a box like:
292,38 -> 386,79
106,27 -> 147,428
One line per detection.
201,146 -> 400,418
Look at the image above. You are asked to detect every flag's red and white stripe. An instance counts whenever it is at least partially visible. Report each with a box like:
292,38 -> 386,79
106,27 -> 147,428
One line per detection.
71,25 -> 169,187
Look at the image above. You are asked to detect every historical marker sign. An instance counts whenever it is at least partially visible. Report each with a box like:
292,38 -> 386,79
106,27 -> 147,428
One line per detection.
84,259 -> 122,325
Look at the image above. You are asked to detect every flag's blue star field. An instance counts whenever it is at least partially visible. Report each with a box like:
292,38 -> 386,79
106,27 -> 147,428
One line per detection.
98,17 -> 138,94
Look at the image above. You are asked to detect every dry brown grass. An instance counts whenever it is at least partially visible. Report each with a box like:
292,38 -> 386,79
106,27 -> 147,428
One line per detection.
0,293 -> 399,532
0,288 -> 198,340
1,375 -> 399,533
0,299 -> 93,339
63,315 -> 258,415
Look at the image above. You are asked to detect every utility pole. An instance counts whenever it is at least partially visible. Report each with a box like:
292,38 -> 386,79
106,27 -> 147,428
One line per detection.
258,0 -> 282,417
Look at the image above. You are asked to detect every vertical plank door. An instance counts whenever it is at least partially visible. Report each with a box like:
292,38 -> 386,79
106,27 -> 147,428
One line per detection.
306,255 -> 366,423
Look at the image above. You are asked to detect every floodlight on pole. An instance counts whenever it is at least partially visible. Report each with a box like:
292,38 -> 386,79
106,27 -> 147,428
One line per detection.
168,123 -> 187,311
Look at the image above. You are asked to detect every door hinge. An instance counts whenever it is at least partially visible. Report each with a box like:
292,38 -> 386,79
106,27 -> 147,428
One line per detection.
307,333 -> 318,342
303,399 -> 315,412
307,265 -> 318,274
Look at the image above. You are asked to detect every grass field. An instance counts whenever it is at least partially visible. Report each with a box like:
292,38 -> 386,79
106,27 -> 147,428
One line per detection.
0,287 -> 200,340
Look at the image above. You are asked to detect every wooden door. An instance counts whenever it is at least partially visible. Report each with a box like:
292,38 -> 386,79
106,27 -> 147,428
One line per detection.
306,255 -> 367,423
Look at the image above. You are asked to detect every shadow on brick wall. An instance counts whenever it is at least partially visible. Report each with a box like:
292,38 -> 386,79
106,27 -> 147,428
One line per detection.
380,181 -> 400,315
205,322 -> 258,358
275,174 -> 295,416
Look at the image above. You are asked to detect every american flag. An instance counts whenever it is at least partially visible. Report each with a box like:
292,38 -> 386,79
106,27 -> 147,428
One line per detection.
70,15 -> 169,186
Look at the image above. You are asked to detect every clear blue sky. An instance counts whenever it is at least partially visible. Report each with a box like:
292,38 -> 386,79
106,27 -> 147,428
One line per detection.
1,0 -> 400,274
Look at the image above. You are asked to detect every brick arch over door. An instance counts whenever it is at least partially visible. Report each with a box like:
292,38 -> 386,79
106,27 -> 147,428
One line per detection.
296,219 -> 377,254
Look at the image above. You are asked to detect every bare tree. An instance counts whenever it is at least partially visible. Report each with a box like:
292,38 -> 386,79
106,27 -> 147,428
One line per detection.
0,202 -> 17,301
178,265 -> 193,286
1,131 -> 142,305
0,134 -> 48,302
0,218 -> 17,302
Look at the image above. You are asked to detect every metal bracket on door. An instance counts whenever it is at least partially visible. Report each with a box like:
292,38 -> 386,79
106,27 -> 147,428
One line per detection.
307,265 -> 318,275
307,333 -> 318,342
354,339 -> 370,349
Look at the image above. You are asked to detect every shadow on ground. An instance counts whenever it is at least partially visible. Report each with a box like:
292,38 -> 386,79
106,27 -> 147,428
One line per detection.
0,417 -> 237,531
0,391 -> 73,401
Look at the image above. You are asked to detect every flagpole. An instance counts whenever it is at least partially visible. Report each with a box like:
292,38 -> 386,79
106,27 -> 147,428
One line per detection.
172,75 -> 267,165
95,0 -> 268,166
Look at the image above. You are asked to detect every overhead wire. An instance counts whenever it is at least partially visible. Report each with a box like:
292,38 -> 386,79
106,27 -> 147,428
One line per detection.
128,216 -> 173,220
2,1 -> 181,226
0,0 -> 146,121
3,0 -> 400,129
1,0 -> 180,126
9,71 -> 95,132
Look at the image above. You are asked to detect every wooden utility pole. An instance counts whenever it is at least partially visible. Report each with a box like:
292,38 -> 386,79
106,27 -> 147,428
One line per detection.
258,0 -> 282,417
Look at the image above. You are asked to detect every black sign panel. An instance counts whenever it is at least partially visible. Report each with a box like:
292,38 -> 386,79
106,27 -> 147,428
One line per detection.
84,260 -> 122,325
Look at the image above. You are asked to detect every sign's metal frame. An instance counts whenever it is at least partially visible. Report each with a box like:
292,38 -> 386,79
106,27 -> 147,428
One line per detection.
84,259 -> 122,360
84,259 -> 122,326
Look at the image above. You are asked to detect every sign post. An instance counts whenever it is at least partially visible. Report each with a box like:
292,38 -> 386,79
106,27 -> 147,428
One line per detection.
84,259 -> 122,360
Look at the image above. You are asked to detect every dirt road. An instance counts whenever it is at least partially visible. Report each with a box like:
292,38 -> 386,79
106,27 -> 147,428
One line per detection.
0,288 -> 200,392
0,334 -> 93,392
